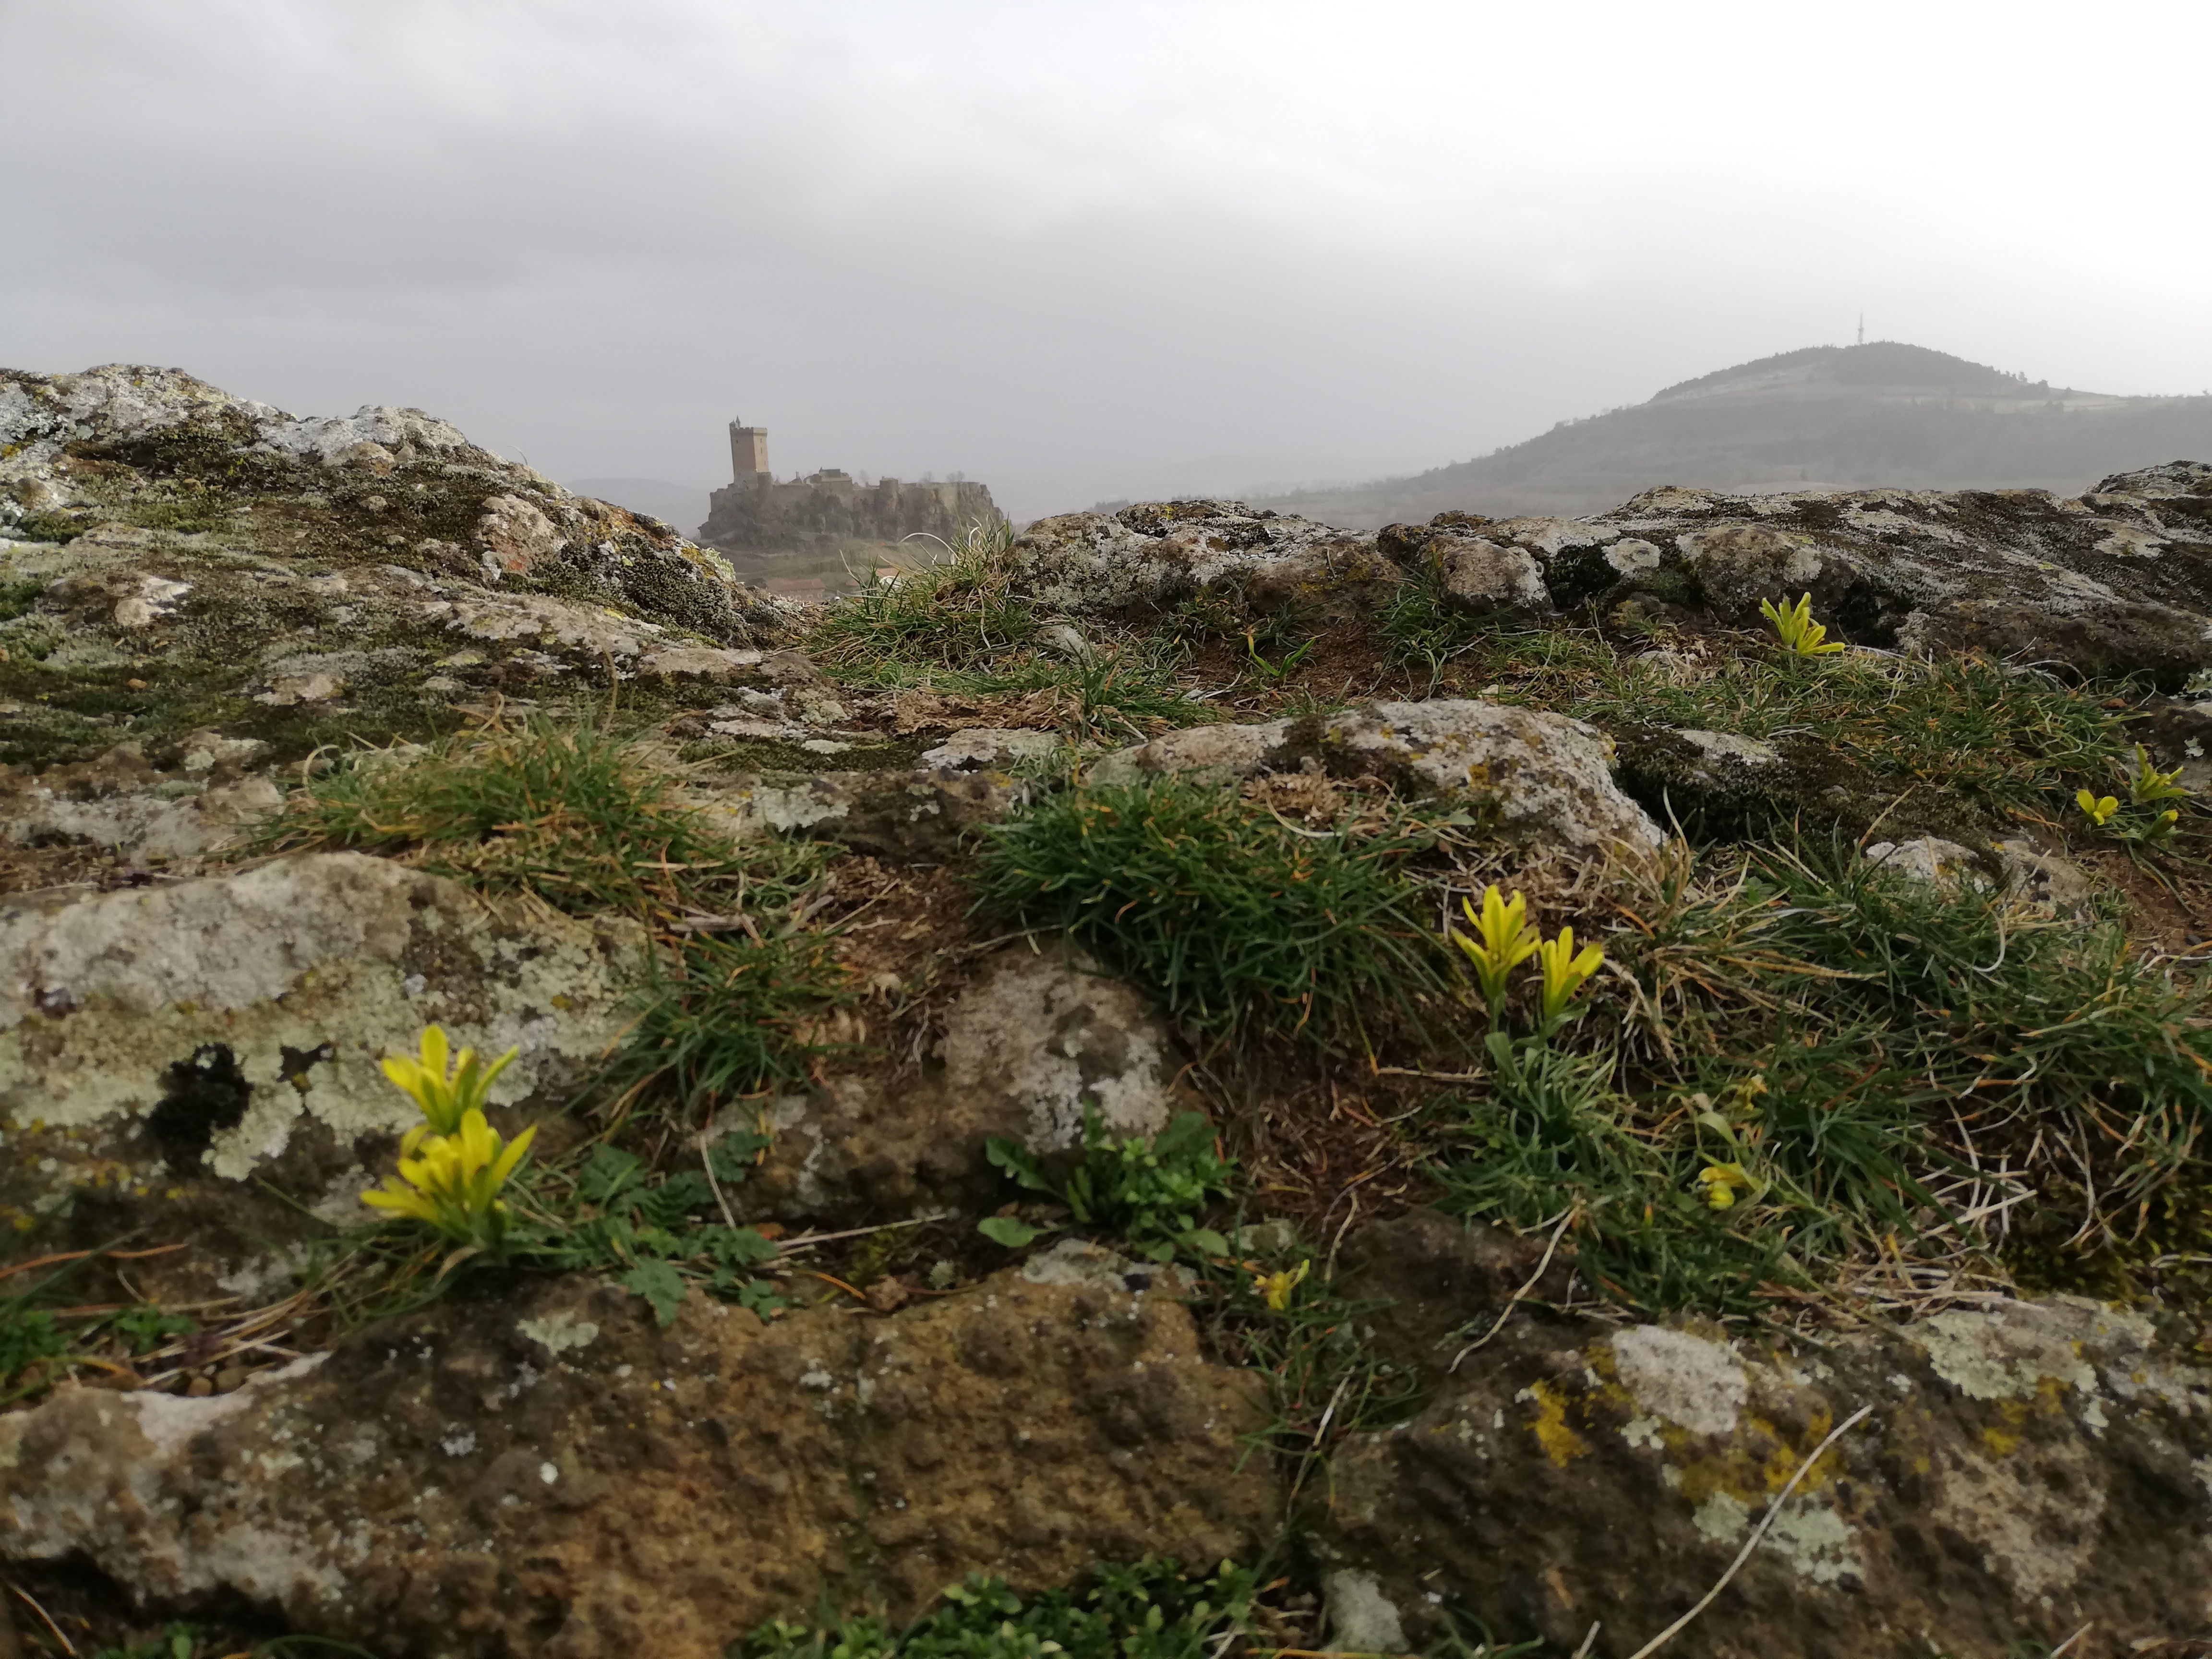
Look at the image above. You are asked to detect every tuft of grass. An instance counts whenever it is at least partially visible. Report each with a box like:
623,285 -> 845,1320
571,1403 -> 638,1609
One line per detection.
1195,1234 -> 1427,1498
802,519 -> 1211,740
267,715 -> 805,922
807,519 -> 1037,675
1463,837 -> 2212,1316
597,926 -> 853,1127
974,776 -> 1451,1052
742,1561 -> 1260,1659
1382,566 -> 2151,828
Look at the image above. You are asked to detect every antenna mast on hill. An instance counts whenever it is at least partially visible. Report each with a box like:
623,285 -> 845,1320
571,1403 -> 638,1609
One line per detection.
1857,313 -> 1864,347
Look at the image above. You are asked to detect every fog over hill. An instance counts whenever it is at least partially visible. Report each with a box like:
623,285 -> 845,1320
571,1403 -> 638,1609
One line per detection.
1252,342 -> 2212,529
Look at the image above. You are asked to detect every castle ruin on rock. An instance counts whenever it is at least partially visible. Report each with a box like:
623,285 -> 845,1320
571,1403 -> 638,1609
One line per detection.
697,418 -> 1003,560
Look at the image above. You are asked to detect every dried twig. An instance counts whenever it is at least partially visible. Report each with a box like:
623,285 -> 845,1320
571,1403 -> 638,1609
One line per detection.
1450,1209 -> 1575,1371
1622,1405 -> 1874,1659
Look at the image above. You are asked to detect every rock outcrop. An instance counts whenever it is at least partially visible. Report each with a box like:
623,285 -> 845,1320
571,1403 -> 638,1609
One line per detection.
1322,1286 -> 2212,1656
0,365 -> 800,780
1386,463 -> 2212,688
1012,473 -> 2212,689
1092,698 -> 1663,859
743,945 -> 1192,1222
0,854 -> 639,1262
0,1250 -> 1277,1659
10,361 -> 2212,1659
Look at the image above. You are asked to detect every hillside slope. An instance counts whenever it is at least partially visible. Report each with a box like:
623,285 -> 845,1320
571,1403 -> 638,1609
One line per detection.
1257,341 -> 2212,528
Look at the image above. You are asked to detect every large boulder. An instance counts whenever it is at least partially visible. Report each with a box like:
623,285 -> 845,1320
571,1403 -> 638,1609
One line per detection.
0,1250 -> 1280,1658
1013,500 -> 1391,614
1401,469 -> 2212,687
0,853 -> 637,1237
1319,1291 -> 2212,1656
0,365 -> 802,776
1092,698 -> 1663,860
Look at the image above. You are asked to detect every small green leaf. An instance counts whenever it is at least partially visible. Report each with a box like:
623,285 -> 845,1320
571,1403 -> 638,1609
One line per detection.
1180,1227 -> 1230,1257
579,1143 -> 646,1205
620,1260 -> 688,1326
697,1224 -> 779,1267
978,1215 -> 1047,1248
984,1137 -> 1053,1193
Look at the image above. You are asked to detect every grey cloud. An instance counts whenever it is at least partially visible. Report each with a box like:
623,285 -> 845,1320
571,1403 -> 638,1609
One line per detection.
4,0 -> 2210,520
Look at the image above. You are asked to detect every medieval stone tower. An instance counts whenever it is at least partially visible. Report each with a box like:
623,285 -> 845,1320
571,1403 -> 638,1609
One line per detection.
728,420 -> 769,480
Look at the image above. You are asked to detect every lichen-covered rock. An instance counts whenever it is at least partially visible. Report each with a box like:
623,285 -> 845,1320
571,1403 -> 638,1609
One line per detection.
1378,518 -> 1553,617
1863,835 -> 1990,888
1609,723 -> 1795,839
918,727 -> 1065,770
1013,500 -> 1390,614
1091,699 -> 1662,860
0,735 -> 279,865
1443,475 -> 2212,687
1086,720 -> 1294,788
0,364 -> 805,777
0,853 -> 637,1197
1321,1293 -> 2212,1656
744,944 -> 1192,1221
700,767 -> 1033,860
0,1256 -> 1279,1658
636,645 -> 822,687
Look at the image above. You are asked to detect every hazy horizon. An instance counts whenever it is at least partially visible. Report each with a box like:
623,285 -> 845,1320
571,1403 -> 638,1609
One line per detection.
6,2 -> 2210,523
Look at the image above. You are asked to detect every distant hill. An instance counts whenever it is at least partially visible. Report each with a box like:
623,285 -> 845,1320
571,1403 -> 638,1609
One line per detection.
567,477 -> 713,536
1252,342 -> 2212,529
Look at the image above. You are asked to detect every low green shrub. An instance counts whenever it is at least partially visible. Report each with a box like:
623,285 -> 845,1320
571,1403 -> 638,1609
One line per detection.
509,1141 -> 783,1325
602,928 -> 852,1124
977,1107 -> 1237,1261
806,518 -> 1037,674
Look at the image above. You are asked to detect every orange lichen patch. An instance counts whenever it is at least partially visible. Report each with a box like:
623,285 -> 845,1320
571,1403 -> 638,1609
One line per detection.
1519,1380 -> 1591,1468
1670,1404 -> 1841,1508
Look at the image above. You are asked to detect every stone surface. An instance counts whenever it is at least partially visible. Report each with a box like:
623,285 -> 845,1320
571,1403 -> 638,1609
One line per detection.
918,727 -> 1064,771
0,1261 -> 1278,1658
0,736 -> 279,865
0,853 -> 637,1184
0,364 -> 798,780
1448,475 -> 2212,687
743,944 -> 1192,1222
636,645 -> 822,687
1378,518 -> 1553,617
1322,1290 -> 2212,1656
1013,500 -> 1390,615
1863,835 -> 1990,889
700,767 -> 1032,861
1092,699 -> 1662,860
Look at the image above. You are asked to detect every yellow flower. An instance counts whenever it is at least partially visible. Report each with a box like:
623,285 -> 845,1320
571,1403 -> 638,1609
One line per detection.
1537,926 -> 1606,1033
2076,789 -> 2119,828
1447,885 -> 1541,1023
2128,745 -> 2190,807
1253,1258 -> 1310,1312
1697,1161 -> 1756,1211
1758,592 -> 1846,657
379,1025 -> 518,1139
363,1108 -> 538,1249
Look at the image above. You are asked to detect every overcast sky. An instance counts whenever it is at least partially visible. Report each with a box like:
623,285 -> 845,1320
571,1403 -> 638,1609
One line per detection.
5,0 -> 2209,519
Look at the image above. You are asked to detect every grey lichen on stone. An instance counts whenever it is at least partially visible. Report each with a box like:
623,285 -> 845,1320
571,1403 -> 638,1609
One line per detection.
1090,697 -> 1661,862
0,852 -> 639,1182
